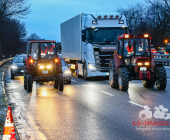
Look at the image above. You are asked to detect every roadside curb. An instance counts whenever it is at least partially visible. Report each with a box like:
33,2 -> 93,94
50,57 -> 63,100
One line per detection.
1,71 -> 20,140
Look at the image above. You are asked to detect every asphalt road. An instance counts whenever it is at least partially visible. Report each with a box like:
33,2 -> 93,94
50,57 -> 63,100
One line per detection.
4,67 -> 170,140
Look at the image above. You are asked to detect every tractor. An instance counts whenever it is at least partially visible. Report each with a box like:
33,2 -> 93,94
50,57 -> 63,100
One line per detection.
23,40 -> 64,92
109,34 -> 167,91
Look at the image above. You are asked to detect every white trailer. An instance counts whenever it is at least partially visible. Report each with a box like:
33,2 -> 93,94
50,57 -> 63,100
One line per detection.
61,13 -> 128,79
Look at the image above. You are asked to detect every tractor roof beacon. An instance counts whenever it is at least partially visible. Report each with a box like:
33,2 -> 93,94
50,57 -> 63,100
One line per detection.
23,40 -> 64,92
109,34 -> 167,91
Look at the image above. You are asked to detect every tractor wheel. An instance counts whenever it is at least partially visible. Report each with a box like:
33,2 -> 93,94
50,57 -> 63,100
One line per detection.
142,80 -> 155,88
24,74 -> 27,90
27,75 -> 32,92
118,68 -> 129,91
54,80 -> 58,89
155,66 -> 167,90
109,58 -> 118,88
58,73 -> 64,91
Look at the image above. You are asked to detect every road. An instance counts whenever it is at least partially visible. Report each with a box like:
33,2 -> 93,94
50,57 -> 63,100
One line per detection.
4,67 -> 170,140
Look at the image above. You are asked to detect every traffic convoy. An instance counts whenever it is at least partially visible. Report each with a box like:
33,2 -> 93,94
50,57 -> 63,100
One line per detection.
10,13 -> 168,91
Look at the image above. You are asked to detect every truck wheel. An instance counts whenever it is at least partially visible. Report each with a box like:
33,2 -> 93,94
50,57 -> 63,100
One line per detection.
27,75 -> 32,92
58,73 -> 64,91
24,75 -> 27,90
155,66 -> 167,90
142,80 -> 155,88
11,73 -> 14,80
118,68 -> 129,91
67,80 -> 71,84
109,58 -> 118,88
54,80 -> 58,89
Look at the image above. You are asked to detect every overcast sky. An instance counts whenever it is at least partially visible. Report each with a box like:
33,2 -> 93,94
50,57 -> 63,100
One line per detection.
23,0 -> 144,41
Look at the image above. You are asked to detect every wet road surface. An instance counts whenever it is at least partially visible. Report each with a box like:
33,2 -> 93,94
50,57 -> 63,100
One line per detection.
4,67 -> 170,140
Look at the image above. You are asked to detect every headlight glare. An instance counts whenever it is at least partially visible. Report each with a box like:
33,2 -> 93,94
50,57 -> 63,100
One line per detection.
12,65 -> 17,69
64,70 -> 71,74
88,64 -> 96,70
47,65 -> 52,69
40,66 -> 45,69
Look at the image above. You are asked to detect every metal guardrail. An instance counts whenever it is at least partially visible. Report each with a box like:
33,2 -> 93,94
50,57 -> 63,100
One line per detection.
0,58 -> 14,68
153,54 -> 170,66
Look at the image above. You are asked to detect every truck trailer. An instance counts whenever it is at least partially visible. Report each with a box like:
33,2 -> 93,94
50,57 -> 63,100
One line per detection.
60,13 -> 128,79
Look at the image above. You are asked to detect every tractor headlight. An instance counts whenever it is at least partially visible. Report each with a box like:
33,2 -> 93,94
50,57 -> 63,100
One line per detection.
47,65 -> 52,69
64,70 -> 71,75
137,62 -> 142,66
12,65 -> 18,69
88,64 -> 96,70
145,62 -> 150,66
40,65 -> 45,69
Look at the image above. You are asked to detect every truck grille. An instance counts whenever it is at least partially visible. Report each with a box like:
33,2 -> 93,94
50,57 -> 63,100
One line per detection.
94,48 -> 113,72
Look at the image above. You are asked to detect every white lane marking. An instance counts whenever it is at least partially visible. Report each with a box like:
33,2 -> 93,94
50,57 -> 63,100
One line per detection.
71,80 -> 77,82
127,101 -> 151,109
105,80 -> 110,83
82,84 -> 91,88
100,91 -> 114,96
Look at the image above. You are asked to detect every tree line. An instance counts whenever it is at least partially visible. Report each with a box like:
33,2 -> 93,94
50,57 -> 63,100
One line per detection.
0,0 -> 31,59
118,0 -> 170,50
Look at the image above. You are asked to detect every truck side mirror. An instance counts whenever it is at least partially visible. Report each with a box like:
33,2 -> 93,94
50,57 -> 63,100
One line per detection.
94,29 -> 98,33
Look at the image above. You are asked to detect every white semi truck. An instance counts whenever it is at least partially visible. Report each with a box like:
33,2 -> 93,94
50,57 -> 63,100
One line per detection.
61,13 -> 128,79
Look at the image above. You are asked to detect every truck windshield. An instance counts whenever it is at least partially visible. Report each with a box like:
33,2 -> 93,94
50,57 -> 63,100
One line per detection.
87,28 -> 126,43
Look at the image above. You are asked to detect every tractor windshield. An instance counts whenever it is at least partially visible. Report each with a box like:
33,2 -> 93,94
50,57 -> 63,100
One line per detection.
31,42 -> 56,59
121,38 -> 149,57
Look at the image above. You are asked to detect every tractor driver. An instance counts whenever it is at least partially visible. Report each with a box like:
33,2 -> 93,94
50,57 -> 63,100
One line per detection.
126,40 -> 134,54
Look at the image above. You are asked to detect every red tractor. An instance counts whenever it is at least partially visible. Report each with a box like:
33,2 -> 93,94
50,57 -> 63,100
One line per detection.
109,34 -> 167,91
24,40 -> 64,92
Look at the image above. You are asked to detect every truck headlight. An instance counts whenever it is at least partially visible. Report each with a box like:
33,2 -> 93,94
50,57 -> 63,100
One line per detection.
12,65 -> 17,69
64,70 -> 71,74
88,64 -> 96,70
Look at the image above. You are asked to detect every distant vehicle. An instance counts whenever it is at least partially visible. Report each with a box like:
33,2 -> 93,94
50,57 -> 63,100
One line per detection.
10,54 -> 27,79
61,13 -> 128,79
61,58 -> 71,84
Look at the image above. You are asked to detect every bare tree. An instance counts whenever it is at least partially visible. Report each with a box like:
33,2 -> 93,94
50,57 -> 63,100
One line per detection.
0,0 -> 31,20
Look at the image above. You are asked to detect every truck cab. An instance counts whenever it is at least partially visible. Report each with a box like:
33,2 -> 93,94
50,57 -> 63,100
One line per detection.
61,13 -> 128,79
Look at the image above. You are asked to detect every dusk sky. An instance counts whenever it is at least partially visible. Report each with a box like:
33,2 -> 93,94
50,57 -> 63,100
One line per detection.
23,0 -> 144,41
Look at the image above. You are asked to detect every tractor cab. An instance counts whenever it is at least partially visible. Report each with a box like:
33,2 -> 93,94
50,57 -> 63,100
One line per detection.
117,34 -> 152,76
24,40 -> 64,92
109,34 -> 167,91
